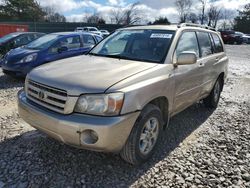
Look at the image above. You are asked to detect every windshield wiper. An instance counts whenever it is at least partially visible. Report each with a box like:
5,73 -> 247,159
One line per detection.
104,54 -> 136,61
88,52 -> 104,57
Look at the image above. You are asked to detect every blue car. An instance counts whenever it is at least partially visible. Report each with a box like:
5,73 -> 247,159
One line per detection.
2,32 -> 103,77
0,32 -> 45,66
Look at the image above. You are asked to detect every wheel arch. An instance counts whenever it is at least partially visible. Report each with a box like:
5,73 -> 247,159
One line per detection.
146,96 -> 169,129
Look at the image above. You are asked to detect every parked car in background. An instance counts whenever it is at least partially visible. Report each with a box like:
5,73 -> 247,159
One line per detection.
75,27 -> 103,37
243,34 -> 250,44
0,32 -> 44,66
18,24 -> 228,165
220,30 -> 243,44
2,32 -> 102,77
100,30 -> 110,37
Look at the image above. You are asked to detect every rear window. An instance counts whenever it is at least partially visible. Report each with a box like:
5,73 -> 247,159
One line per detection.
211,33 -> 224,53
197,32 -> 213,57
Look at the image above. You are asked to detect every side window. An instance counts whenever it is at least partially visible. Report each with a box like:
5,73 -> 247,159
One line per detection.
14,35 -> 30,46
49,36 -> 81,53
211,33 -> 224,53
176,32 -> 200,57
29,34 -> 35,41
196,32 -> 213,57
95,36 -> 103,43
83,35 -> 96,47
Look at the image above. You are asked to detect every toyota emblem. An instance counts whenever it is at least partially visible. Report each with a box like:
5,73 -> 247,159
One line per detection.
38,90 -> 46,100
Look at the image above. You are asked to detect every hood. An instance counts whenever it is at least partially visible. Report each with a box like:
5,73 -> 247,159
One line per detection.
28,55 -> 158,95
6,47 -> 39,64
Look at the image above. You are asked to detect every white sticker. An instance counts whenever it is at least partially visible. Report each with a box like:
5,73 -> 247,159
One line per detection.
150,33 -> 172,39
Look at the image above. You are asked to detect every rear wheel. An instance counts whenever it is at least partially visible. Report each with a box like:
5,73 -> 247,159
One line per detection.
204,78 -> 222,108
120,104 -> 163,165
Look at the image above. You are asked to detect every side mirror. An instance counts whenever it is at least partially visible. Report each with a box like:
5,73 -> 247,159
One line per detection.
176,51 -> 197,66
58,46 -> 68,53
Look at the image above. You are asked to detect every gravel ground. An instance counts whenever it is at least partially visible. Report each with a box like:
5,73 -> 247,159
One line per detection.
0,45 -> 249,188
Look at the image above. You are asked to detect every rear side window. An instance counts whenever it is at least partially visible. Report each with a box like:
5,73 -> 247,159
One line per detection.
196,32 -> 213,57
211,33 -> 223,53
176,32 -> 200,57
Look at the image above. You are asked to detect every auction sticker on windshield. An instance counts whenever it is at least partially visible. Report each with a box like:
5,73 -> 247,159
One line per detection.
150,33 -> 172,38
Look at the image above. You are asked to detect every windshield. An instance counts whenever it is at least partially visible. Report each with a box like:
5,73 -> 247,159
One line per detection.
0,33 -> 19,43
89,29 -> 175,63
90,28 -> 98,32
26,34 -> 60,50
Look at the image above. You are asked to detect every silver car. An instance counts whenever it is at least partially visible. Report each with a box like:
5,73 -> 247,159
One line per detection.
18,24 -> 228,165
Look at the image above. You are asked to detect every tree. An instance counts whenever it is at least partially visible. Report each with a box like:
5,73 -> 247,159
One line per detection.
85,14 -> 106,24
188,13 -> 198,23
220,9 -> 234,30
198,0 -> 207,24
109,2 -> 142,25
207,4 -> 222,28
151,17 -> 171,25
234,3 -> 250,33
123,2 -> 142,25
110,9 -> 124,24
175,0 -> 193,23
0,0 -> 45,21
43,6 -> 66,22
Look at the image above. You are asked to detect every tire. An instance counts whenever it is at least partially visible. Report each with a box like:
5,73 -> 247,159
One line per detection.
120,104 -> 163,165
204,78 -> 222,108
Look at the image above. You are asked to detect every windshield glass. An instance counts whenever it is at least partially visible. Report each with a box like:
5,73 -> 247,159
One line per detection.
26,34 -> 60,50
89,29 -> 175,63
90,28 -> 98,31
0,33 -> 19,43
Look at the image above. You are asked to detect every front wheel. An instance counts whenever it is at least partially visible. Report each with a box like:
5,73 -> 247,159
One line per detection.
204,78 -> 222,108
120,104 -> 163,165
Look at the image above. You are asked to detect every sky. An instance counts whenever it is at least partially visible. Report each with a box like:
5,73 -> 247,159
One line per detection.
35,0 -> 249,23
5,0 -> 250,23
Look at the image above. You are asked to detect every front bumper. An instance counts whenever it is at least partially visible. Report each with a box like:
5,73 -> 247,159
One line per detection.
2,61 -> 33,76
18,91 -> 140,153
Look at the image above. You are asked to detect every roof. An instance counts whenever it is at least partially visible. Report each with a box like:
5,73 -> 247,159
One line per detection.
121,25 -> 178,31
10,32 -> 44,35
119,24 -> 218,33
51,31 -> 101,37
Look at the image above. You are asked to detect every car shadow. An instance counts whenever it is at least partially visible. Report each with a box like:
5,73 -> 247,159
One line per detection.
0,72 -> 24,89
0,103 -> 214,187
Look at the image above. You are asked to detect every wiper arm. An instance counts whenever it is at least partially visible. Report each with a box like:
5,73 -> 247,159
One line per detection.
104,54 -> 134,61
88,52 -> 104,57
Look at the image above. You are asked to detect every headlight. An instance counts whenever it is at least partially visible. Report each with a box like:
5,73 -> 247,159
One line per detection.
74,93 -> 124,116
19,53 -> 37,63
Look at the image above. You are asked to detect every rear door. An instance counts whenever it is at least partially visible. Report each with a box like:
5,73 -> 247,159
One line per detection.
173,31 -> 203,113
196,31 -> 222,98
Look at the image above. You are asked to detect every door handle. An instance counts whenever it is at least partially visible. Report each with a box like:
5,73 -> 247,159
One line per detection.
215,57 -> 220,61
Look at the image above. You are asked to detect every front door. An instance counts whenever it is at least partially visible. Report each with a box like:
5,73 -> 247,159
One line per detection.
173,31 -> 203,114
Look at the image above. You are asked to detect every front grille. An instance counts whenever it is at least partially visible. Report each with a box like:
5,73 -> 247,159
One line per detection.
26,80 -> 68,114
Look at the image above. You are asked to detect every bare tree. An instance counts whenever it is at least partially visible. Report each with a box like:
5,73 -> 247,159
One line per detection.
188,12 -> 198,23
123,2 -> 142,25
175,0 -> 193,23
84,13 -> 106,24
221,9 -> 235,30
207,4 -> 222,28
110,9 -> 124,24
109,2 -> 142,25
43,6 -> 66,22
198,0 -> 207,24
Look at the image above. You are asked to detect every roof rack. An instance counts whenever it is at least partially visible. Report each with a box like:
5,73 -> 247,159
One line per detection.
178,23 -> 217,31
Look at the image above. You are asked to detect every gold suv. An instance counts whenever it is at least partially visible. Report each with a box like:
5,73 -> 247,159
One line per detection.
18,23 -> 228,165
